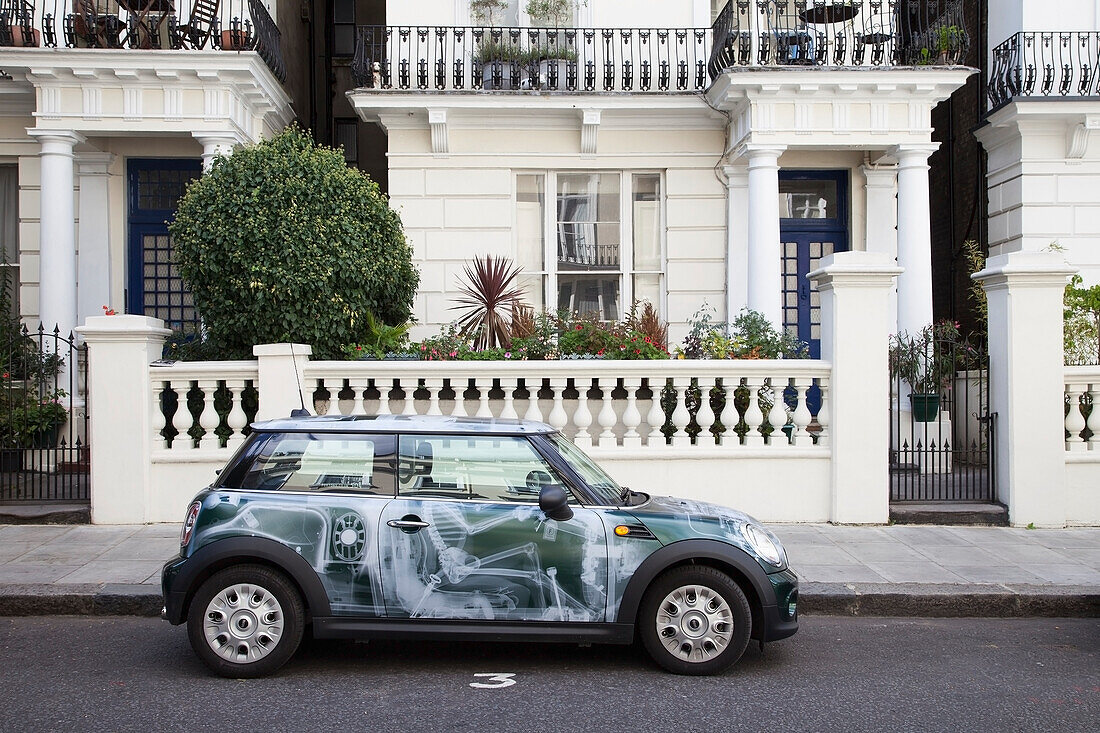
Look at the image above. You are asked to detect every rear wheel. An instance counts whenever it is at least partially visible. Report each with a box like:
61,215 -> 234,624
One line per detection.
638,565 -> 752,675
186,564 -> 304,678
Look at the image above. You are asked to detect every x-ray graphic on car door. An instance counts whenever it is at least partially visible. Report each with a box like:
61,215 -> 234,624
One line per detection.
379,499 -> 609,621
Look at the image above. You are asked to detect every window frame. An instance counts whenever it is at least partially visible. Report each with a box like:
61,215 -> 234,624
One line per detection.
514,169 -> 667,321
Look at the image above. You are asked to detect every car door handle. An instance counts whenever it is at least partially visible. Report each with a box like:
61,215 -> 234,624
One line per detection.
387,519 -> 430,530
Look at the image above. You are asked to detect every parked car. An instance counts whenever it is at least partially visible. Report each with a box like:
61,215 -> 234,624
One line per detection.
162,415 -> 798,677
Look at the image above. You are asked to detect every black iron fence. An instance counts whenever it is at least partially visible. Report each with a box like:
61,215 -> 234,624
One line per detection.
710,0 -> 969,74
988,31 -> 1100,108
0,0 -> 284,80
352,25 -> 711,92
0,323 -> 89,502
890,338 -> 993,502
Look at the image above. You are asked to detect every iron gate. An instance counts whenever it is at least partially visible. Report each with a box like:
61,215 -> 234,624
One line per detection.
890,337 -> 994,502
0,324 -> 89,502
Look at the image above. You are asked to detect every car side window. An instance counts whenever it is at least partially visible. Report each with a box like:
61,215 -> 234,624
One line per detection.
397,434 -> 573,504
232,432 -> 396,495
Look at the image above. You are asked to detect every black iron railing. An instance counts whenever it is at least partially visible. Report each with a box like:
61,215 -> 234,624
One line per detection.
0,0 -> 284,80
351,2 -> 971,92
352,25 -> 711,92
988,31 -> 1100,108
710,0 -> 969,75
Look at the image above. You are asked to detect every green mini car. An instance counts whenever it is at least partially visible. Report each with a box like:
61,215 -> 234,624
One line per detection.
162,415 -> 798,677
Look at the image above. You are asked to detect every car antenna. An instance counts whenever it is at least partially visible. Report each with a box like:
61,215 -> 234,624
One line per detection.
289,343 -> 310,417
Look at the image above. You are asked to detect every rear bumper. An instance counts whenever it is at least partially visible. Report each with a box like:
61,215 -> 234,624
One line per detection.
161,555 -> 188,625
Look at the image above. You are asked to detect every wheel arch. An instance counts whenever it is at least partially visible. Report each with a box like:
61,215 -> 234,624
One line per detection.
172,537 -> 332,623
616,539 -> 775,639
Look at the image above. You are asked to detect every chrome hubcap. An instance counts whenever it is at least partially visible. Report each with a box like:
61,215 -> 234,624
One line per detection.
203,582 -> 283,663
655,584 -> 733,663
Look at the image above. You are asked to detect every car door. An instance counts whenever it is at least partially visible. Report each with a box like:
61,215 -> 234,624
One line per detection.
377,433 -> 609,622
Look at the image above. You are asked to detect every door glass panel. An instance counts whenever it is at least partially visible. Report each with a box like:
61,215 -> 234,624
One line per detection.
557,274 -> 620,321
779,179 -> 838,219
231,432 -> 396,495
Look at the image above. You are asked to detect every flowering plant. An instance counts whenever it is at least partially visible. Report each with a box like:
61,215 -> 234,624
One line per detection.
889,320 -> 964,394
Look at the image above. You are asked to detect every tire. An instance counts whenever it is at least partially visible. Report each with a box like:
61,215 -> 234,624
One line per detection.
638,565 -> 752,676
186,564 -> 305,678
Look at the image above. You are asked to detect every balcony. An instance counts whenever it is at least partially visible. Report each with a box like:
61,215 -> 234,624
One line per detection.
0,0 -> 284,80
988,32 -> 1100,109
351,1 -> 969,93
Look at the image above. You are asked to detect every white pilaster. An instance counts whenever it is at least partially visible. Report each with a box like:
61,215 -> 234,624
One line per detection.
75,152 -> 115,327
28,129 -> 84,337
862,163 -> 899,331
809,251 -> 902,524
741,144 -> 785,328
723,164 -> 749,321
193,132 -> 239,171
974,252 -> 1076,527
892,143 -> 938,336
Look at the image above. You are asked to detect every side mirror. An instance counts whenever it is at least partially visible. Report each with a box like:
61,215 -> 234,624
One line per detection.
538,484 -> 574,522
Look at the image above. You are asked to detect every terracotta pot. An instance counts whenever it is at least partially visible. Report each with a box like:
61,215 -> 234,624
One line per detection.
221,29 -> 252,51
11,26 -> 40,47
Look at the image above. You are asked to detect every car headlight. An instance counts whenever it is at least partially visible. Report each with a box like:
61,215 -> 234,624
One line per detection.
742,523 -> 786,568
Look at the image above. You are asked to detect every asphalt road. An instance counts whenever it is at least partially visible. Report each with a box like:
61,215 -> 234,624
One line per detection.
0,616 -> 1096,733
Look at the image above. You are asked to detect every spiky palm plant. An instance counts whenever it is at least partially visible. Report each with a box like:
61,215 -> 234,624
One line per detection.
451,255 -> 526,350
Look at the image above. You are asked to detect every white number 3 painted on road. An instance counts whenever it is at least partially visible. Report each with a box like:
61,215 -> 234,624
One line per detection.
470,672 -> 517,689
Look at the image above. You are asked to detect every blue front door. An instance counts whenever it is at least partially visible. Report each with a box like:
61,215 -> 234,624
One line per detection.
126,158 -> 202,330
779,170 -> 849,359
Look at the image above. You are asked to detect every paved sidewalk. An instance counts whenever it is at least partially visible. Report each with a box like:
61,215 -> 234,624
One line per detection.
0,523 -> 1097,617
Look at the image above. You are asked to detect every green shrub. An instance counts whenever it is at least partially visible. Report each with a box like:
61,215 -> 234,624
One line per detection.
169,126 -> 418,360
678,306 -> 808,359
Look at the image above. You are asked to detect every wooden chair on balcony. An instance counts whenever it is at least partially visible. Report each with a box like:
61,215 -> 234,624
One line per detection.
174,0 -> 218,49
66,0 -> 125,48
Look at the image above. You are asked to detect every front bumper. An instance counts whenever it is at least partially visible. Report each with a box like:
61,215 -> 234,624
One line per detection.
762,567 -> 799,641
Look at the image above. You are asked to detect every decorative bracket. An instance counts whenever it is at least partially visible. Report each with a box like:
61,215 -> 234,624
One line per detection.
581,109 -> 600,156
428,108 -> 448,155
1067,115 -> 1100,159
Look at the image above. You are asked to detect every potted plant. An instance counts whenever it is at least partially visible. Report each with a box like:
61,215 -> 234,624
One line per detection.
470,0 -> 509,26
916,24 -> 964,65
524,0 -> 584,28
889,320 -> 962,421
475,39 -> 528,89
11,388 -> 69,449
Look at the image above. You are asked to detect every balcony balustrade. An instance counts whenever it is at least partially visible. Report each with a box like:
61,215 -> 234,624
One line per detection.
0,0 -> 284,80
988,31 -> 1100,109
351,1 -> 970,92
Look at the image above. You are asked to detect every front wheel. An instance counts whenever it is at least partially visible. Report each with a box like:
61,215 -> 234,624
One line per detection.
638,565 -> 752,675
186,564 -> 304,678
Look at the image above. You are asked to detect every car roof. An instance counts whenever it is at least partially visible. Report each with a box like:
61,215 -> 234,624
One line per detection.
252,414 -> 558,436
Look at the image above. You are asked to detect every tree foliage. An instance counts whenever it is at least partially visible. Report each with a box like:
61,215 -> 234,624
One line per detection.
169,126 -> 418,359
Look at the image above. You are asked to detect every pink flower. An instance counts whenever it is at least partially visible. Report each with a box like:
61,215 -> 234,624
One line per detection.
504,352 -> 512,358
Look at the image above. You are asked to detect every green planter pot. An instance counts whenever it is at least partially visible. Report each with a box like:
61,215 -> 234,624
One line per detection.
0,449 -> 22,472
909,393 -> 941,422
30,424 -> 61,449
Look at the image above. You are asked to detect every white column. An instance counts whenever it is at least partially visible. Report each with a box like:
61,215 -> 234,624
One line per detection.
723,164 -> 749,322
974,252 -> 1075,527
193,132 -> 238,172
742,144 -> 785,328
809,251 -> 902,524
892,144 -> 938,336
75,315 -> 171,523
75,153 -> 114,327
253,343 -> 313,420
28,129 -> 84,337
862,163 -> 899,337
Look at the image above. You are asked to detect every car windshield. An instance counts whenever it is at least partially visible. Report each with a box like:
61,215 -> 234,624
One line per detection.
546,432 -> 623,506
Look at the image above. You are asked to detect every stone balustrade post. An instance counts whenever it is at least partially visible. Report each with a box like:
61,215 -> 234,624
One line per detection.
809,251 -> 902,524
974,252 -> 1075,527
253,344 -> 313,421
75,315 -> 170,524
